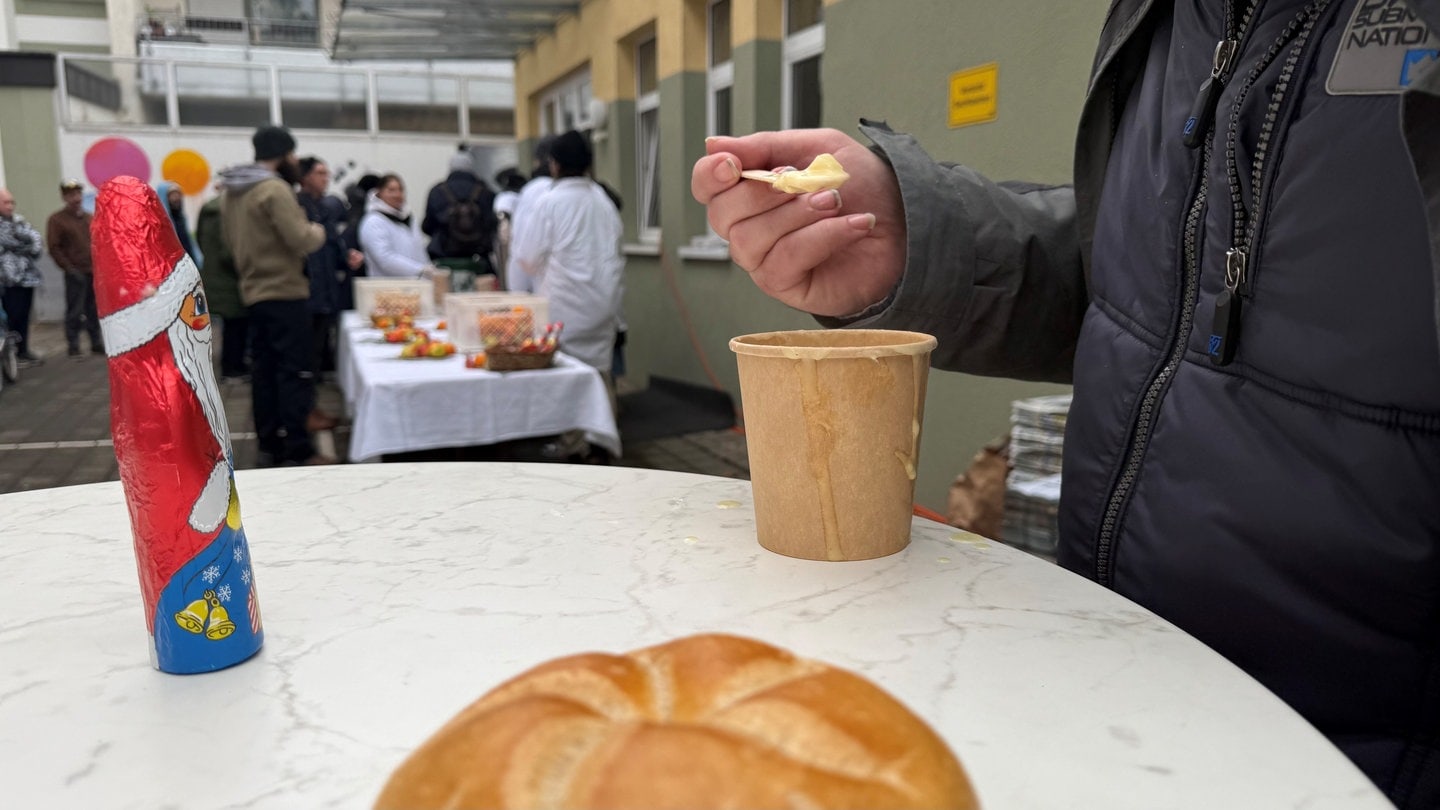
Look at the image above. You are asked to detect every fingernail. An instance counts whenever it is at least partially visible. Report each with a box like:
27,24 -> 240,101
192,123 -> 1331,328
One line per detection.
809,189 -> 842,211
704,136 -> 719,145
847,213 -> 876,231
717,157 -> 740,182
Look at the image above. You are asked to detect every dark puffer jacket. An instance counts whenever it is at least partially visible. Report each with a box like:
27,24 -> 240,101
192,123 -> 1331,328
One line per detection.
837,0 -> 1440,805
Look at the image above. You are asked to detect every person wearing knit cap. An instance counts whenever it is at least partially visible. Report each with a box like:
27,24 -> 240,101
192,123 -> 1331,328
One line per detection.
421,148 -> 497,288
252,126 -> 297,164
217,126 -> 330,466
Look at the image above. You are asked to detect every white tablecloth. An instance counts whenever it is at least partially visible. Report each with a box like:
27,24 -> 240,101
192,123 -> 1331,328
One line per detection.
336,311 -> 620,461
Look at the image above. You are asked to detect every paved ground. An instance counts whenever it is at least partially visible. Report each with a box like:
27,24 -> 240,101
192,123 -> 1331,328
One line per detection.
0,321 -> 750,494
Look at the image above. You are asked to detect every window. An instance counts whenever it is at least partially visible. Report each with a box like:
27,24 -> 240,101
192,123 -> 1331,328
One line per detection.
708,0 -> 733,137
636,37 -> 661,239
782,0 -> 824,129
539,70 -> 594,136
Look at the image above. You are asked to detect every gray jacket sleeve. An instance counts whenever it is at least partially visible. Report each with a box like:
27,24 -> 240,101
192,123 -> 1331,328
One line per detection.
819,120 -> 1088,383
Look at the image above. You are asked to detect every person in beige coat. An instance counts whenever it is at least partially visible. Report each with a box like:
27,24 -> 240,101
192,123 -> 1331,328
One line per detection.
219,126 -> 329,466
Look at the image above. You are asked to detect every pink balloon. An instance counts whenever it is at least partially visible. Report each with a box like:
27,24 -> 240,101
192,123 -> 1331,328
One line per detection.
84,137 -> 151,187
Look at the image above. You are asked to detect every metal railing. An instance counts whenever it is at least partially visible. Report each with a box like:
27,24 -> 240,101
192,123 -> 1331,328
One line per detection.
57,52 -> 515,139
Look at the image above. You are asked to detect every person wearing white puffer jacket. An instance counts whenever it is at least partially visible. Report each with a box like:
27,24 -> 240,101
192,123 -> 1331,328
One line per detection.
357,174 -> 432,279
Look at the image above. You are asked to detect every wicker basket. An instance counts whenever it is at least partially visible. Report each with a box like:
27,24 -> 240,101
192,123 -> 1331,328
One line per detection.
485,348 -> 555,371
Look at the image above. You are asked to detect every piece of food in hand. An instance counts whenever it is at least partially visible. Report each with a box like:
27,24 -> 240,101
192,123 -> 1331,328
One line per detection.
373,633 -> 978,810
741,153 -> 849,193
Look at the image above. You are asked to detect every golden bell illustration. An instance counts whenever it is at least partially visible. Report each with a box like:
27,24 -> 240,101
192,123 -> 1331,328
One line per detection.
204,592 -> 236,640
174,594 -> 210,635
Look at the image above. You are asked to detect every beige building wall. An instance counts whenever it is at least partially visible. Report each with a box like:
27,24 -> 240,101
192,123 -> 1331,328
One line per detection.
512,0 -> 1110,511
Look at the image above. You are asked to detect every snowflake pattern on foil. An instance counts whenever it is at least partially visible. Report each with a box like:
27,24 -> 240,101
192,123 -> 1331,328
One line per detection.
202,565 -> 221,584
216,584 -> 232,603
241,568 -> 252,586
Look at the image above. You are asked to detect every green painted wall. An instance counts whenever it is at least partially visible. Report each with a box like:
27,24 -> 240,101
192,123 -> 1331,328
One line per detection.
731,39 -> 781,137
0,87 -> 64,234
603,99 -> 636,240
659,71 -> 708,246
15,0 -> 106,18
824,0 -> 1108,183
20,42 -> 108,53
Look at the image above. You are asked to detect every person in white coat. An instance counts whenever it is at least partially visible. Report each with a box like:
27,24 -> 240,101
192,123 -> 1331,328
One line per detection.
510,131 -> 624,375
358,174 -> 432,279
504,136 -> 557,293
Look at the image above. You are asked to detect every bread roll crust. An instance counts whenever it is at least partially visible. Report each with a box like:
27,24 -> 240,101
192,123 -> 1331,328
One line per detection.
376,634 -> 978,809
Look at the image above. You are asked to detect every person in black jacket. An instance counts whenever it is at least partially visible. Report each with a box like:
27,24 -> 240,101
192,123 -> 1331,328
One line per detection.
422,150 -> 498,290
297,157 -> 362,388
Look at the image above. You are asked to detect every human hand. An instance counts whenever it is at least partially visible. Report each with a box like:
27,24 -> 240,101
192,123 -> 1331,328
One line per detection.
347,249 -> 364,270
692,129 -> 904,317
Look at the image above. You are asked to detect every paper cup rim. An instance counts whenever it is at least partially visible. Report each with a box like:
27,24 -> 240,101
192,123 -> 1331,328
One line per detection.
729,329 -> 937,359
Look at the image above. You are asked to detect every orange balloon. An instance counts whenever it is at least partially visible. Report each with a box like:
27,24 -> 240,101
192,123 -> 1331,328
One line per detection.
161,149 -> 211,196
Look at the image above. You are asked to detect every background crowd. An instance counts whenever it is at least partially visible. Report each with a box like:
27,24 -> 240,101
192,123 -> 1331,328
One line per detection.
0,124 -> 627,466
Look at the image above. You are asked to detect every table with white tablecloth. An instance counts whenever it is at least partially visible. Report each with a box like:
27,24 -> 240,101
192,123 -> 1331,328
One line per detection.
335,311 -> 620,461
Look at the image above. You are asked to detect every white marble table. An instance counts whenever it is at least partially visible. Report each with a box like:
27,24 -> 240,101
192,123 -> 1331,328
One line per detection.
334,312 -> 620,462
0,465 -> 1388,809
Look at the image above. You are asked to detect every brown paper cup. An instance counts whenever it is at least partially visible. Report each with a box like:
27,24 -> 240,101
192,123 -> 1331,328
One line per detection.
730,329 -> 937,561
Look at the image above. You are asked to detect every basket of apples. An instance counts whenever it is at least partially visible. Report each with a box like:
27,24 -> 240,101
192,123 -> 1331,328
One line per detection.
484,323 -> 562,371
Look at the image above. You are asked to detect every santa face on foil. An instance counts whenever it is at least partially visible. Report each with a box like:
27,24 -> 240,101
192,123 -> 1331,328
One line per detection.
94,177 -> 263,674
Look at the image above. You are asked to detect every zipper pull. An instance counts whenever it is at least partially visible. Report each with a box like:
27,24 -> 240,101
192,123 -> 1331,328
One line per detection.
1183,39 -> 1239,148
1209,248 -> 1246,365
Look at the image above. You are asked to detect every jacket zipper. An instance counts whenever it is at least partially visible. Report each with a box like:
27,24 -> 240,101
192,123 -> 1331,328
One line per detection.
1095,0 -> 1342,584
1211,0 -> 1338,364
1094,0 -> 1264,587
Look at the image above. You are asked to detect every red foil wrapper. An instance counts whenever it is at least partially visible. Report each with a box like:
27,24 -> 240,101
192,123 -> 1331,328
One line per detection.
93,176 -> 264,674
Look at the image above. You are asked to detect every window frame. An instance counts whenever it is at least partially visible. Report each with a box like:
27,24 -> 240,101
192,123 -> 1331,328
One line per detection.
538,69 -> 594,136
707,0 -> 734,138
781,2 -> 825,130
635,36 -> 662,242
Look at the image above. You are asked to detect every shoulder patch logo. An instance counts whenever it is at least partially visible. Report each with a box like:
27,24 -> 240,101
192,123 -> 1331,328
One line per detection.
1327,0 -> 1440,94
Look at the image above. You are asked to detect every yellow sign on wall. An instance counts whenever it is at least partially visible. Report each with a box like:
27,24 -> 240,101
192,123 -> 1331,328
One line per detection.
948,62 -> 999,128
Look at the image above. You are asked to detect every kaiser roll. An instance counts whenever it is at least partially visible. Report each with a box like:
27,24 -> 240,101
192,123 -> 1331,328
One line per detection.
375,633 -> 978,809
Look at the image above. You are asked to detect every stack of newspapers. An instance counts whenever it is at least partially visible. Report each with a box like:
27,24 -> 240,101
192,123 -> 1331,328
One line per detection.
1003,394 -> 1071,556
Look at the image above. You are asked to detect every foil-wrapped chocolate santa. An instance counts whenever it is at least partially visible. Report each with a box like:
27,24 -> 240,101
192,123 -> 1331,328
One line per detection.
94,176 -> 264,674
